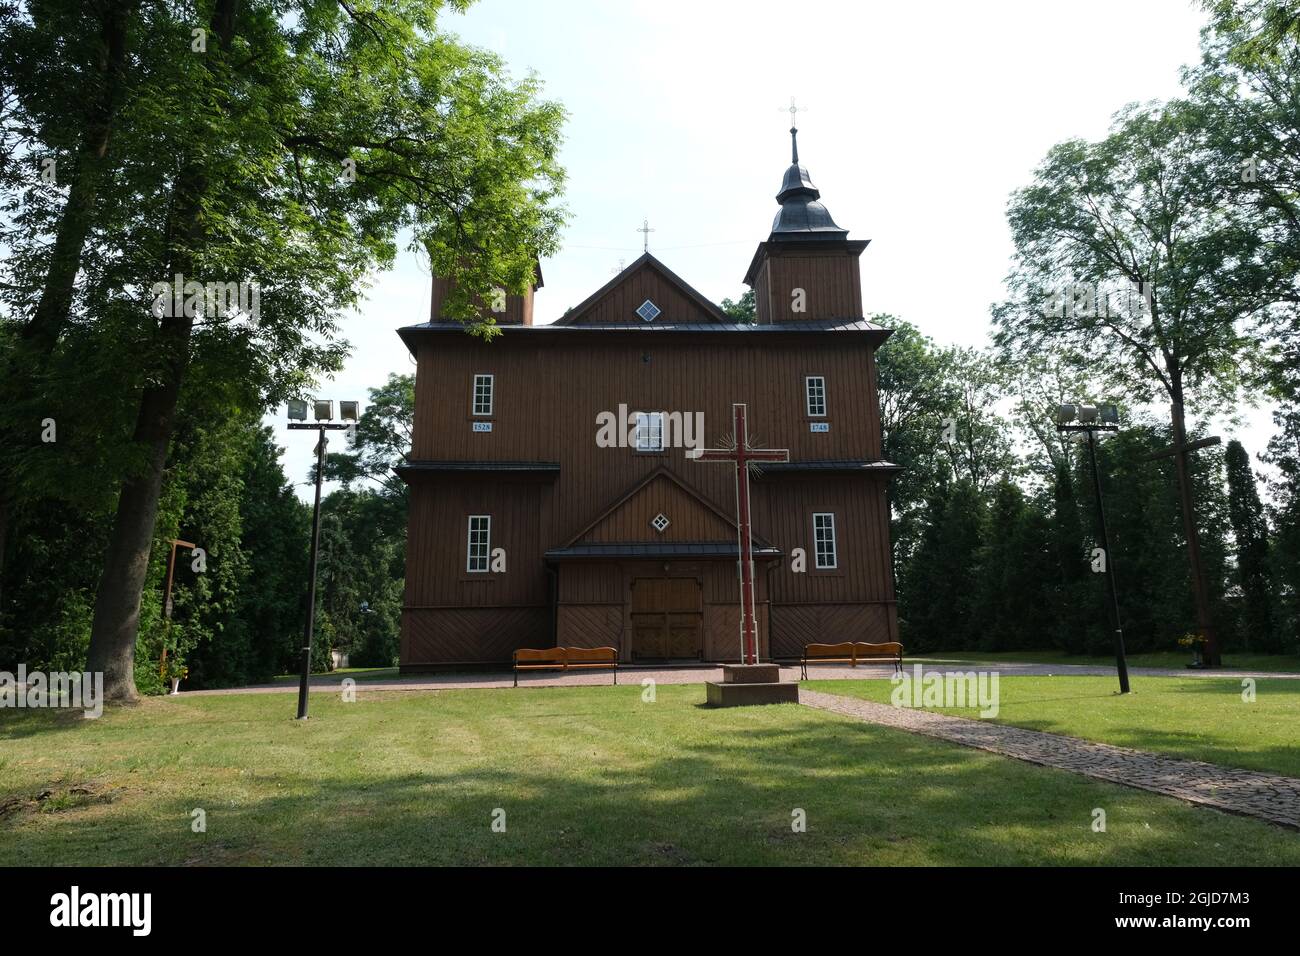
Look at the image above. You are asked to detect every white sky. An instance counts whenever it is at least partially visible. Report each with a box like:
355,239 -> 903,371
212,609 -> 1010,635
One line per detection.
277,0 -> 1280,498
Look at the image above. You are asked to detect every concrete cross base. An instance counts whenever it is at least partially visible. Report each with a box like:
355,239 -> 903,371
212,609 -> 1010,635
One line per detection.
720,663 -> 782,684
705,664 -> 799,707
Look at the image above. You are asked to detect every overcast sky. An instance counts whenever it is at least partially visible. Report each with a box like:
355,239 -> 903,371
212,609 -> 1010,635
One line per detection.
277,0 -> 1278,498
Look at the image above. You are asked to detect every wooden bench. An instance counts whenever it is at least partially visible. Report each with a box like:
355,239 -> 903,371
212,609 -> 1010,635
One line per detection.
513,646 -> 620,686
800,641 -> 904,680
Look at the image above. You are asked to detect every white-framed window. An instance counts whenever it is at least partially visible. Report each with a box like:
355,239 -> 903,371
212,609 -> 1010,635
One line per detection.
634,411 -> 665,451
806,375 -> 827,417
472,374 -> 494,416
466,515 -> 491,573
813,513 -> 837,570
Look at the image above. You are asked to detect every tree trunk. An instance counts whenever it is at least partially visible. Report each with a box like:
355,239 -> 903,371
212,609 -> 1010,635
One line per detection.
86,308 -> 194,701
85,0 -> 237,703
0,1 -> 136,601
1169,397 -> 1221,667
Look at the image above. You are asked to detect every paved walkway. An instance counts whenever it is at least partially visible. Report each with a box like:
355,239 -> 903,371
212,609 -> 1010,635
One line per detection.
800,689 -> 1300,830
181,659 -> 1300,696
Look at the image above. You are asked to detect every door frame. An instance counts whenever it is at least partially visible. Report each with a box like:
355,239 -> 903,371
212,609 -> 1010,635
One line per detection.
625,564 -> 704,662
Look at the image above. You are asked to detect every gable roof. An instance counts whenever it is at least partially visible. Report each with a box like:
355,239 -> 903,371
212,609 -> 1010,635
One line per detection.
563,466 -> 770,549
552,252 -> 731,326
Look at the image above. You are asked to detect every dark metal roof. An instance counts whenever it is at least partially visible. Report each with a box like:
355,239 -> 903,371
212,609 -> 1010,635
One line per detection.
395,461 -> 560,481
770,129 -> 848,240
760,459 -> 902,474
545,542 -> 784,560
398,316 -> 890,353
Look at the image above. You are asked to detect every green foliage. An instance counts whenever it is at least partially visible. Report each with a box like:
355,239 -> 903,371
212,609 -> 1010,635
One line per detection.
1263,408 -> 1300,652
720,289 -> 756,324
1224,439 -> 1276,649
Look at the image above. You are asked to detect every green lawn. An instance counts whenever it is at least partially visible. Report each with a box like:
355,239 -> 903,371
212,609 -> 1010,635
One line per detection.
806,675 -> 1300,778
913,649 -> 1300,672
2,685 -> 1297,866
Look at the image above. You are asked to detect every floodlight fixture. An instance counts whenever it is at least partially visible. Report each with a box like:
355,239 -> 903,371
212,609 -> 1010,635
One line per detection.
1056,404 -> 1077,425
339,401 -> 360,422
1077,405 -> 1098,424
287,400 -> 308,421
1099,404 -> 1119,424
313,400 -> 333,421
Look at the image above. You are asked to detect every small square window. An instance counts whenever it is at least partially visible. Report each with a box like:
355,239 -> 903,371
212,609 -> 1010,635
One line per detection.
650,513 -> 671,533
636,299 -> 661,322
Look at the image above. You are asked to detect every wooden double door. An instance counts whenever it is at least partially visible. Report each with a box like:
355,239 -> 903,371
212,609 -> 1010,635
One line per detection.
630,576 -> 703,661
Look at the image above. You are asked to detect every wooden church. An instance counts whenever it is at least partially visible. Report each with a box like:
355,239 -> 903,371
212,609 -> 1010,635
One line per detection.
396,130 -> 899,670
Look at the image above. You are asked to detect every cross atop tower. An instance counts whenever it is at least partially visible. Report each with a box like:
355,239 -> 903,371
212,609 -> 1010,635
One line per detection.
636,218 -> 655,252
780,97 -> 808,162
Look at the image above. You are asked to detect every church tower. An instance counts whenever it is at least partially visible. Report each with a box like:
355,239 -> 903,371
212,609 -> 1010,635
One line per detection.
743,127 -> 869,323
429,261 -> 543,326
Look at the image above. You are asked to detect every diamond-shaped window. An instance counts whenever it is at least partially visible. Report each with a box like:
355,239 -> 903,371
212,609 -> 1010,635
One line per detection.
650,512 -> 670,533
636,299 -> 661,322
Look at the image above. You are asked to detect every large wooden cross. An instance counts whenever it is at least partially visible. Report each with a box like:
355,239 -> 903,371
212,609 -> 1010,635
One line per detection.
687,404 -> 788,664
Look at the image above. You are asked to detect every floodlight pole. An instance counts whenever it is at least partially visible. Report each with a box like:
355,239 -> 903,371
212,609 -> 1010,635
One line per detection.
298,426 -> 326,720
288,417 -> 352,720
1083,428 -> 1130,694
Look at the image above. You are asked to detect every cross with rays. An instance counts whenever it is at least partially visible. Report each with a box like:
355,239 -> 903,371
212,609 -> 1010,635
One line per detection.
687,404 -> 789,664
636,218 -> 655,252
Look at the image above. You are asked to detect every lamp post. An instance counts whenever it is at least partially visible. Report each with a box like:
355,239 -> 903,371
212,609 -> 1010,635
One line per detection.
1057,403 -> 1130,695
287,398 -> 359,719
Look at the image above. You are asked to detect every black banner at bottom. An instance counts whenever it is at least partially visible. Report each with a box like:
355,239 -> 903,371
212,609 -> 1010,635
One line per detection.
2,866 -> 1286,940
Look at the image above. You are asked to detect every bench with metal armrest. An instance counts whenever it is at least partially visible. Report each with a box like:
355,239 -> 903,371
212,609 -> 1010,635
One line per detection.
800,641 -> 903,680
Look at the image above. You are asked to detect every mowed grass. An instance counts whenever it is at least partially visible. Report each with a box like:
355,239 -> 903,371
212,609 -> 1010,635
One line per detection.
913,649 -> 1300,673
806,676 -> 1300,778
2,685 -> 1298,866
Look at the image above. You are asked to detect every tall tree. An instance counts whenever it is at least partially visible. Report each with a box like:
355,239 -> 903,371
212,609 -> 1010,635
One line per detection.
994,98 -> 1276,665
1188,0 -> 1300,399
77,0 -> 565,700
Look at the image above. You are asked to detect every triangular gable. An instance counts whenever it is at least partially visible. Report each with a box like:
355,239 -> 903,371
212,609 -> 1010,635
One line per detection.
553,252 -> 730,325
565,468 -> 752,546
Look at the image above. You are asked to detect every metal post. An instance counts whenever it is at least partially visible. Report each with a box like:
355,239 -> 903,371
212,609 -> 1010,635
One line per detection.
1086,429 -> 1130,694
297,427 -> 327,720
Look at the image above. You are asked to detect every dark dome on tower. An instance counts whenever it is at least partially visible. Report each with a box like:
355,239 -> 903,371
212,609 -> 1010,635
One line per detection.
768,128 -> 848,240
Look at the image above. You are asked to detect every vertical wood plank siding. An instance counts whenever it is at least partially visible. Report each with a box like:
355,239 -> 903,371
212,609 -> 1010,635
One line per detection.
401,327 -> 896,668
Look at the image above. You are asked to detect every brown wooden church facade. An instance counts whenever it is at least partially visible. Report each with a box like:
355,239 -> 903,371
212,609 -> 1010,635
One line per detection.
397,132 -> 899,670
